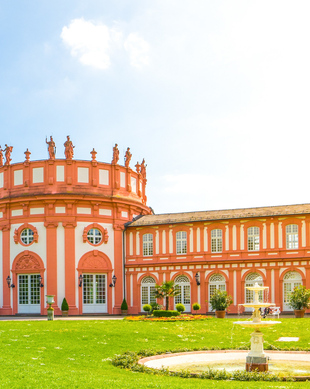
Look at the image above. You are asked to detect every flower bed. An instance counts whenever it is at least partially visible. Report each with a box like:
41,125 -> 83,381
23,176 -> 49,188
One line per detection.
124,314 -> 212,322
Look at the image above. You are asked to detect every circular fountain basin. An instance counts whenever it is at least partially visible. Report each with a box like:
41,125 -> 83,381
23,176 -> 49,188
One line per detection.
234,320 -> 281,328
140,350 -> 310,378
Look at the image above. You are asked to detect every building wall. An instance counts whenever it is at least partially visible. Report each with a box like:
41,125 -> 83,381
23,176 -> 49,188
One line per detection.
125,216 -> 310,314
0,157 -> 150,315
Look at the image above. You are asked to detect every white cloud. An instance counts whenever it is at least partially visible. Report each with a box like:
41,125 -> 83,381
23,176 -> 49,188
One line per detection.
61,18 -> 119,70
61,18 -> 149,70
124,33 -> 150,68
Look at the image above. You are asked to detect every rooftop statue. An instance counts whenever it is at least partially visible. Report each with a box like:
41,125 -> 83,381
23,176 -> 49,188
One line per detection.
112,143 -> 119,164
124,147 -> 132,168
135,161 -> 141,174
140,158 -> 147,179
46,136 -> 56,160
4,144 -> 13,166
64,136 -> 74,160
0,146 -> 3,167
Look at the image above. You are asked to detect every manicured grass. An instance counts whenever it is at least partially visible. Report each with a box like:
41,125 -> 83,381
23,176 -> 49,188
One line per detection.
1,318 -> 310,388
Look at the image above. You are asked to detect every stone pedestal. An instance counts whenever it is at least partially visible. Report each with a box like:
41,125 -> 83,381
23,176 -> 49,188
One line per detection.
246,330 -> 268,372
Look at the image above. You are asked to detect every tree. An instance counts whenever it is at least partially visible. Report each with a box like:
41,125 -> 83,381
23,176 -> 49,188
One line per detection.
154,281 -> 181,311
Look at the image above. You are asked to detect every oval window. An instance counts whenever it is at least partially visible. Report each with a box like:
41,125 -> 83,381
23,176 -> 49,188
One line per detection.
21,228 -> 34,245
87,228 -> 102,245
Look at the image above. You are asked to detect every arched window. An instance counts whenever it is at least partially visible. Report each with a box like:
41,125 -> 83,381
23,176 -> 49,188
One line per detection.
283,271 -> 302,311
245,272 -> 264,305
141,276 -> 156,309
211,229 -> 222,253
248,227 -> 260,251
286,224 -> 298,249
176,231 -> 187,254
175,275 -> 191,311
143,234 -> 153,256
208,274 -> 226,311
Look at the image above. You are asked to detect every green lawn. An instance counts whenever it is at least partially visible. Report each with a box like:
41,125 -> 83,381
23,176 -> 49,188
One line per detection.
1,318 -> 310,388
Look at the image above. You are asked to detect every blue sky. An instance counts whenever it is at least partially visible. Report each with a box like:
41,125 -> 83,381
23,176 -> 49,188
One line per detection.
1,1 -> 310,214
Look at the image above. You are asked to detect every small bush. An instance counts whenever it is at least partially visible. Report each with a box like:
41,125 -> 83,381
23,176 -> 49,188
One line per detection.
150,302 -> 162,311
153,310 -> 180,317
192,303 -> 201,311
143,304 -> 152,313
121,298 -> 128,311
175,303 -> 185,313
61,298 -> 69,311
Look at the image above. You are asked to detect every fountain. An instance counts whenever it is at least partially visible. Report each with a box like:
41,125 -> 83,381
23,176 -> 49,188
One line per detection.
234,282 -> 280,372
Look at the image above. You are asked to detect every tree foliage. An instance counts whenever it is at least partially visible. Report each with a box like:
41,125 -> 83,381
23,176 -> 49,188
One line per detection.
154,281 -> 181,310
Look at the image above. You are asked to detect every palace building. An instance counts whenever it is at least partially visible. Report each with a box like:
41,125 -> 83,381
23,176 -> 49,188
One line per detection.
0,138 -> 309,315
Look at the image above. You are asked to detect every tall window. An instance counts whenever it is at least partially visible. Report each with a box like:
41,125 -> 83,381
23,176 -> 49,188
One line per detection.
208,274 -> 226,310
248,227 -> 260,251
245,273 -> 264,304
141,276 -> 156,307
175,275 -> 191,311
286,224 -> 298,249
211,229 -> 222,253
283,271 -> 302,311
176,231 -> 187,254
143,234 -> 153,256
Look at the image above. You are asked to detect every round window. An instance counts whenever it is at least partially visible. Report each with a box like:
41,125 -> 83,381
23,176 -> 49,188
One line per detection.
87,228 -> 102,245
21,228 -> 34,245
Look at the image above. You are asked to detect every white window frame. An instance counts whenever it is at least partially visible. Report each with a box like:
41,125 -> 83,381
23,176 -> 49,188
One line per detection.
141,276 -> 156,309
286,224 -> 298,249
143,234 -> 153,256
176,231 -> 187,254
20,228 -> 34,245
248,226 -> 260,251
211,229 -> 222,253
87,228 -> 102,245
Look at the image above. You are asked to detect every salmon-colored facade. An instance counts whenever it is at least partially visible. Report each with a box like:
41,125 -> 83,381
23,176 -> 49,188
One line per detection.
0,141 -> 150,315
1,140 -> 310,315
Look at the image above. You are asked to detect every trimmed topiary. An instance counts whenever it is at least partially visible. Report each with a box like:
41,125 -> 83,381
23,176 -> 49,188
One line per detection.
61,298 -> 69,311
143,304 -> 152,313
121,298 -> 128,311
192,303 -> 201,312
175,303 -> 185,313
153,310 -> 180,317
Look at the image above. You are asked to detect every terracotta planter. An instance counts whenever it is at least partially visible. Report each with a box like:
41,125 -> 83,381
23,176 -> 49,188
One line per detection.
294,309 -> 305,318
215,310 -> 226,318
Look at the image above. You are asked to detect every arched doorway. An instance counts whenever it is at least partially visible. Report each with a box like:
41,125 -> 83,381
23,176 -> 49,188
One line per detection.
208,273 -> 226,311
77,251 -> 113,314
174,275 -> 191,312
141,276 -> 156,311
283,271 -> 302,311
12,251 -> 45,314
244,272 -> 264,311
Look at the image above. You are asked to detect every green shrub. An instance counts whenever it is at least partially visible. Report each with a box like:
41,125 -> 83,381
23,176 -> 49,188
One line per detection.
175,303 -> 185,313
192,303 -> 201,311
143,304 -> 152,313
153,310 -> 180,317
150,302 -> 162,311
121,298 -> 128,311
61,298 -> 69,311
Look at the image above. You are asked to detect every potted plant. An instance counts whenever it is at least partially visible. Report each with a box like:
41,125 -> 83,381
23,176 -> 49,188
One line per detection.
192,302 -> 201,314
209,289 -> 233,318
61,297 -> 69,317
121,298 -> 128,315
288,285 -> 310,318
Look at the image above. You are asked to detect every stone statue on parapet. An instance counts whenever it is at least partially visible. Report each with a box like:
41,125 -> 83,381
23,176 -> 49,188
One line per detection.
46,136 -> 56,160
124,147 -> 132,168
135,161 -> 141,174
140,158 -> 147,179
64,136 -> 74,160
0,146 -> 3,167
4,144 -> 13,166
112,143 -> 119,164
